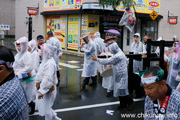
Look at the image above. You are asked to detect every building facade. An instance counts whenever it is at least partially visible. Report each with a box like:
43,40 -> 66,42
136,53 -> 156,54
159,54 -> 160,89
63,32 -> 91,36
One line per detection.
15,0 -> 180,52
0,0 -> 15,36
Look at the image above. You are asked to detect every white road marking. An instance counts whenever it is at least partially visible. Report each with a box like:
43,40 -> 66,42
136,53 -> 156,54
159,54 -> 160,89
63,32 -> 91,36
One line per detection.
76,69 -> 83,71
29,98 -> 144,116
67,60 -> 80,64
59,62 -> 79,69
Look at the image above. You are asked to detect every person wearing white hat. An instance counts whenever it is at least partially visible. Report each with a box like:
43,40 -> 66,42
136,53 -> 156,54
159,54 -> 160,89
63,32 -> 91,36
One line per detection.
130,33 -> 146,73
173,35 -> 179,42
80,32 -> 97,90
141,66 -> 180,120
129,33 -> 146,98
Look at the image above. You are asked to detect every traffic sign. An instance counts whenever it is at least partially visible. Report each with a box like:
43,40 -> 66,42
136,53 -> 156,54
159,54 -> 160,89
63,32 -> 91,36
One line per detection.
150,11 -> 158,20
0,24 -> 10,30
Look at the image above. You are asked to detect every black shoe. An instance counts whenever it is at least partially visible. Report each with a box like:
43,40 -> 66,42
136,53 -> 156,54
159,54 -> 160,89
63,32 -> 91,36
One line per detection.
106,92 -> 113,97
89,83 -> 97,86
117,104 -> 127,110
29,102 -> 35,115
127,101 -> 134,111
80,85 -> 86,91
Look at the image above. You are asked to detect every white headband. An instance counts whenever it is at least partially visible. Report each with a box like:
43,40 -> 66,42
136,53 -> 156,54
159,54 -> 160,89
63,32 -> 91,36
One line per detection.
0,60 -> 13,68
141,75 -> 158,84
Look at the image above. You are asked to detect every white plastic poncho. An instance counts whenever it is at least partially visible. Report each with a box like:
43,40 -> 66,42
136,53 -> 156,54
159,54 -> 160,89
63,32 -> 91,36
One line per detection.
98,51 -> 113,91
28,39 -> 40,77
97,42 -> 129,97
164,43 -> 180,89
82,37 -> 97,77
35,43 -> 58,116
94,32 -> 105,55
46,36 -> 63,71
13,37 -> 34,103
130,33 -> 146,73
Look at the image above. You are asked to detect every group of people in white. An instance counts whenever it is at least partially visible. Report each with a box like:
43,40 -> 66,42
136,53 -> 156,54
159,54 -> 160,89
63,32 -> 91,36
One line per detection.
13,28 -> 180,119
13,31 -> 62,120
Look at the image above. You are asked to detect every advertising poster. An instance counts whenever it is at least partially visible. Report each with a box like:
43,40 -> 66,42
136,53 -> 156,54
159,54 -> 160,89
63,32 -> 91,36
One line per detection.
55,0 -> 60,6
62,0 -> 67,5
68,14 -> 79,50
81,14 -> 88,45
116,0 -> 161,14
68,0 -> 73,5
44,0 -> 48,7
43,0 -> 82,11
49,0 -> 54,6
87,15 -> 99,40
46,15 -> 66,48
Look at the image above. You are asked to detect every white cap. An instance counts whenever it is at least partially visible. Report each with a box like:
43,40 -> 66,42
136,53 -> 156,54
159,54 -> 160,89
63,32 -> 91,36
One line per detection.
173,35 -> 177,39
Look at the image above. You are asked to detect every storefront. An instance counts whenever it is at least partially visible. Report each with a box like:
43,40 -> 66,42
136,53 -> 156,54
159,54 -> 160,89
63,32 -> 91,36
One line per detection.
41,0 -> 163,52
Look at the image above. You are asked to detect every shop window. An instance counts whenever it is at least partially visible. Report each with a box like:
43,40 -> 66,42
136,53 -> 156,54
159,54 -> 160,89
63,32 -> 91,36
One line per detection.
141,20 -> 158,41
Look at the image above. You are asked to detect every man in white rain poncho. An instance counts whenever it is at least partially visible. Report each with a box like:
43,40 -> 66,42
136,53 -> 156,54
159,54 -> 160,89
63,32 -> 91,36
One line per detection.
92,37 -> 134,110
94,32 -> 113,96
94,32 -> 105,55
164,42 -> 180,90
28,39 -> 40,77
129,33 -> 146,98
13,37 -> 35,114
35,43 -> 61,120
46,31 -> 63,86
27,39 -> 40,114
79,32 -> 97,90
130,33 -> 146,73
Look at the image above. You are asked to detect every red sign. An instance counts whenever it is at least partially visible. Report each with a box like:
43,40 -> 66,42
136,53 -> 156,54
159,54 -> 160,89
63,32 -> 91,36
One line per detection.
149,1 -> 159,7
169,18 -> 177,24
28,9 -> 38,15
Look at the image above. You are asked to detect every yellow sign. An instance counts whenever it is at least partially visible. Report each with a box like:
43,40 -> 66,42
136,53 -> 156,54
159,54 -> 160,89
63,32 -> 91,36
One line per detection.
68,14 -> 79,50
150,11 -> 158,20
81,14 -> 99,41
46,15 -> 66,48
116,0 -> 160,14
43,0 -> 82,12
87,15 -> 99,40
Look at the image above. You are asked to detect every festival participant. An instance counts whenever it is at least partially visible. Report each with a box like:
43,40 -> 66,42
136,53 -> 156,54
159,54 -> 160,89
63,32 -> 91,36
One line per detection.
141,66 -> 180,120
92,37 -> 134,110
13,37 -> 35,114
36,43 -> 61,120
